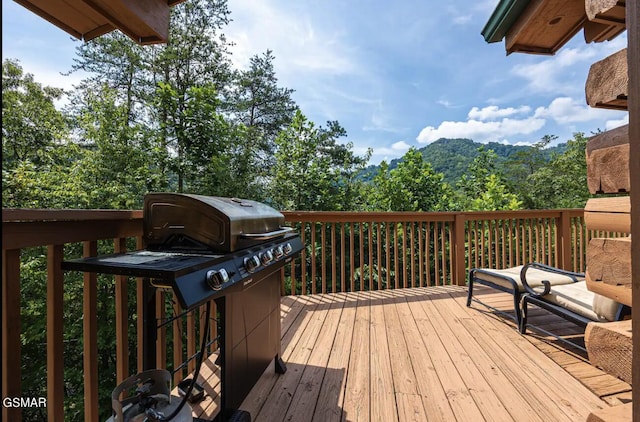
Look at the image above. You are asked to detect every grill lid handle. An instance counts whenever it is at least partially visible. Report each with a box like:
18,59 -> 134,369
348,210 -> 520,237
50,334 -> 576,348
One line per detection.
239,227 -> 294,240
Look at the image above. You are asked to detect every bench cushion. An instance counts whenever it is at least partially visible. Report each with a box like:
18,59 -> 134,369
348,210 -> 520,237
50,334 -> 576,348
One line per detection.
544,281 -> 620,322
473,265 -> 582,292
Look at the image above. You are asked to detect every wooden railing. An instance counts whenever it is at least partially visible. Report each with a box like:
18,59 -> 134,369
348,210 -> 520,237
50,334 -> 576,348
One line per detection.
280,209 -> 594,295
2,207 -> 610,420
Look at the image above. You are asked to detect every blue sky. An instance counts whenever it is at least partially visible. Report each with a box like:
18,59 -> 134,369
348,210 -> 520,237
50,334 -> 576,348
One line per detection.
2,0 -> 629,164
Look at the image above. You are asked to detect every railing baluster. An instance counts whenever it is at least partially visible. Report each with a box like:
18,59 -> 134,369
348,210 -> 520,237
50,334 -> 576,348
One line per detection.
341,223 -> 346,293
136,237 -> 145,373
393,222 -> 399,289
83,241 -> 99,422
47,244 -> 65,421
2,248 -> 22,422
114,238 -> 129,385
332,223 -> 337,293
368,222 -> 373,290
359,222 -> 365,291
321,222 -> 326,294
350,222 -> 355,292
173,299 -> 183,385
311,222 -> 317,295
156,291 -> 166,369
385,223 -> 391,289
301,224 -> 306,295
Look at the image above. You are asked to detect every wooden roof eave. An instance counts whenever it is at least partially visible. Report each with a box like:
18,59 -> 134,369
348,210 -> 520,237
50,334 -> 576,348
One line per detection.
14,0 -> 185,45
481,0 -> 532,44
482,0 -> 628,55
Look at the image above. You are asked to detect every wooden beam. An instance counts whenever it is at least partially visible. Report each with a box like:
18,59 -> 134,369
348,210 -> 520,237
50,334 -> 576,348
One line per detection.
586,271 -> 633,306
586,48 -> 629,110
587,402 -> 632,422
586,124 -> 630,193
586,236 -> 632,287
584,20 -> 626,42
584,196 -> 631,233
585,320 -> 632,384
586,0 -> 626,25
626,0 -> 639,420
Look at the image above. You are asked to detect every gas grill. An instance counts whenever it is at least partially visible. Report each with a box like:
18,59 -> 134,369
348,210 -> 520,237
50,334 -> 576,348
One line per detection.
63,193 -> 303,421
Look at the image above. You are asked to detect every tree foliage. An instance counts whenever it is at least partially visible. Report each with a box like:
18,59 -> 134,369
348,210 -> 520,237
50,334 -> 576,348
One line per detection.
369,148 -> 450,211
525,132 -> 591,209
271,110 -> 370,211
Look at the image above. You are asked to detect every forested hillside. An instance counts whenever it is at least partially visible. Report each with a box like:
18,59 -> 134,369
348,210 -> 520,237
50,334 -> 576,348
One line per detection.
359,137 -> 568,185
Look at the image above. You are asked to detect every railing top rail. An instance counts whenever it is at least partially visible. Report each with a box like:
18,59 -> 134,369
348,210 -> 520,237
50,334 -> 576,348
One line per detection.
2,208 -> 143,222
282,211 -> 457,223
282,208 -> 584,223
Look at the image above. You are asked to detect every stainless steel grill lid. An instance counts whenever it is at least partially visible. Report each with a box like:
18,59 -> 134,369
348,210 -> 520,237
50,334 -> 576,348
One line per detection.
144,193 -> 290,253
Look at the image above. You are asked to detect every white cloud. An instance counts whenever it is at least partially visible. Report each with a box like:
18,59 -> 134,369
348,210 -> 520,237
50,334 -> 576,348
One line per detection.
226,0 -> 358,77
416,116 -> 545,144
511,47 -> 596,94
533,97 -> 625,124
391,140 -> 411,151
417,95 -> 630,145
364,140 -> 412,164
510,36 -> 627,95
605,115 -> 629,130
468,105 -> 531,121
453,14 -> 472,25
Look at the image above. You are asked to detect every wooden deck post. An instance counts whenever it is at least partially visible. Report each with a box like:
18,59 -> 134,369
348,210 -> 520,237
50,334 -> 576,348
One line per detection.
557,210 -> 573,270
47,244 -> 65,421
454,213 -> 467,286
114,238 -> 129,385
626,0 -> 640,420
2,249 -> 21,422
82,241 -> 99,422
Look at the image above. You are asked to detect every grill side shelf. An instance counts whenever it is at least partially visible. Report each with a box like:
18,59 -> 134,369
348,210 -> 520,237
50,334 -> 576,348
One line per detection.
61,251 -> 223,280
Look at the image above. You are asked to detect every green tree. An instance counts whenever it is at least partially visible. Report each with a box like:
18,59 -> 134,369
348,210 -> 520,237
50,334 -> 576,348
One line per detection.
526,132 -> 591,209
2,59 -> 68,170
505,135 -> 555,207
370,148 -> 450,211
468,174 -> 522,211
224,50 -> 297,199
452,147 -> 522,211
271,110 -> 370,210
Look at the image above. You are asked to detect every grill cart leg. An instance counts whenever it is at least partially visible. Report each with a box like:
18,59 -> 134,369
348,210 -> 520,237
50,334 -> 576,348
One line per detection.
274,355 -> 287,374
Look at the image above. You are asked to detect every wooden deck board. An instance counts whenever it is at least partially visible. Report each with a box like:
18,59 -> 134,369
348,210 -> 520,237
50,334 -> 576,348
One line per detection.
190,285 -> 627,421
341,292 -> 371,422
369,291 -> 398,422
424,287 -> 544,422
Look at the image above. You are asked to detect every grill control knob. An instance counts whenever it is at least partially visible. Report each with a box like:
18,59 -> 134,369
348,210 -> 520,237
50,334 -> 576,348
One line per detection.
206,268 -> 229,290
273,245 -> 284,259
260,250 -> 274,264
283,243 -> 293,255
244,256 -> 261,273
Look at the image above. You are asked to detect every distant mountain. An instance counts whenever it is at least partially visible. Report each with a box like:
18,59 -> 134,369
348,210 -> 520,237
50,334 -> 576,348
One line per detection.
360,138 -> 567,184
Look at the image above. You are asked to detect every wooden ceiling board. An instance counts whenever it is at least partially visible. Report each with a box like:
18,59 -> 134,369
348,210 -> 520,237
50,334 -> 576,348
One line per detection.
82,0 -> 169,44
505,0 -> 587,55
14,0 -> 111,39
14,0 -> 178,45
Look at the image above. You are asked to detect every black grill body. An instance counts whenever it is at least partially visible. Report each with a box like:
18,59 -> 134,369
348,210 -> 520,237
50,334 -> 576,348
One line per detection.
62,193 -> 302,421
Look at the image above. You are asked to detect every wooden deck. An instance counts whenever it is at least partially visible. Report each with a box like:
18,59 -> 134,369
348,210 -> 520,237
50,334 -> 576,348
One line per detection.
187,285 -> 631,421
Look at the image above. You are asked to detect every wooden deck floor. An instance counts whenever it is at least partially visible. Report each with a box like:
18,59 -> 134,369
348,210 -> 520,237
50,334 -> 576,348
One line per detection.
187,285 -> 631,421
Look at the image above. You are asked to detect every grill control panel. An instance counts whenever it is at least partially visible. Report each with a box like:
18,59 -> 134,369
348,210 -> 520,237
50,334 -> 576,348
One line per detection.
242,242 -> 297,274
